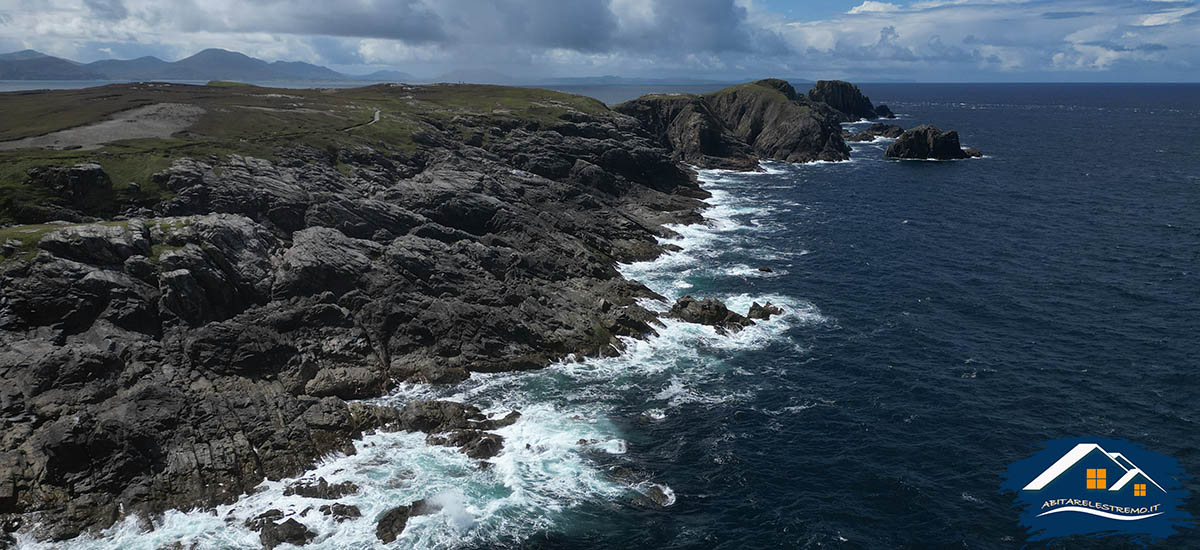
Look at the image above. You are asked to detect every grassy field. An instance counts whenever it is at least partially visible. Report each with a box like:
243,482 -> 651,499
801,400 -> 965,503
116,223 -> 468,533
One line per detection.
0,81 -> 610,225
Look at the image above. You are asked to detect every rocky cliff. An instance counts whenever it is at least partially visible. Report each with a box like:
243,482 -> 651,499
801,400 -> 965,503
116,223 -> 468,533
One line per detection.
615,78 -> 851,167
806,80 -> 880,122
0,83 -> 714,542
0,77 -> 898,544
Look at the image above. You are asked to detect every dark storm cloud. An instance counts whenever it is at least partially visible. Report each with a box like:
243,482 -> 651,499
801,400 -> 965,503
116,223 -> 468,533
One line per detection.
617,0 -> 789,55
165,0 -> 448,42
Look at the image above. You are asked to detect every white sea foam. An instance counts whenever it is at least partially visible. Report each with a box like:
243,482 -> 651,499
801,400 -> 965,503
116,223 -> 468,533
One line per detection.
20,166 -> 818,550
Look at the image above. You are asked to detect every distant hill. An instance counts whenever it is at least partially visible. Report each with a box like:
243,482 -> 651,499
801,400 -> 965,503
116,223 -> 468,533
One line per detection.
354,70 -> 417,82
0,48 -> 372,81
0,50 -> 104,80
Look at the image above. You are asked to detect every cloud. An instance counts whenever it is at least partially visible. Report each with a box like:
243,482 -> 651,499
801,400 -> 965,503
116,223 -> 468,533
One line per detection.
848,2 -> 901,14
0,0 -> 1197,81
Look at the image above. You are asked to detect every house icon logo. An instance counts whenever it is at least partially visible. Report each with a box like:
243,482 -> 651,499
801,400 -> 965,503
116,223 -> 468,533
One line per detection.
1001,437 -> 1192,542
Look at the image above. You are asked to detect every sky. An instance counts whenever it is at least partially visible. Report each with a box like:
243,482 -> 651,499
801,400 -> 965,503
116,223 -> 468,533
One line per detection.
0,0 -> 1196,82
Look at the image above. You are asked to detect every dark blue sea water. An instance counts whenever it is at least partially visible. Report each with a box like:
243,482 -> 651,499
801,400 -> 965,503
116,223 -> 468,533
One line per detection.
30,84 -> 1199,550
532,84 -> 1200,549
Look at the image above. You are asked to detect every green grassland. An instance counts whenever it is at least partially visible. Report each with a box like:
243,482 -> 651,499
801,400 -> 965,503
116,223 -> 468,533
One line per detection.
0,81 -> 609,226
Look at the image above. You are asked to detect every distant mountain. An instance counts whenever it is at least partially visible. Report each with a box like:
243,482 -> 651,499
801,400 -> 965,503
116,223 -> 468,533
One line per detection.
354,70 -> 417,82
0,50 -> 104,80
0,48 -> 376,81
85,56 -> 173,80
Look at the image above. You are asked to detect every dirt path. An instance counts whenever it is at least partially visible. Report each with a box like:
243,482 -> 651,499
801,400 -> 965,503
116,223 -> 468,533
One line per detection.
0,103 -> 206,151
344,109 -> 380,132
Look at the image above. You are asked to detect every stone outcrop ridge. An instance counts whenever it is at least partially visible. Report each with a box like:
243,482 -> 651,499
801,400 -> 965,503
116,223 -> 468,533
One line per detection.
806,80 -> 883,121
885,125 -> 983,160
615,78 -> 852,168
0,99 -> 707,540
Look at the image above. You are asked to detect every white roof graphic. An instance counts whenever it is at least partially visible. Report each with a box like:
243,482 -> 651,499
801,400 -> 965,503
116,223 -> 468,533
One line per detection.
1022,443 -> 1166,493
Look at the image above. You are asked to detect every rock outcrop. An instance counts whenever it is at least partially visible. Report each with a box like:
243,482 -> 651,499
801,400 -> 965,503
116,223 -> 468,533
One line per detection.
376,499 -> 442,543
0,96 -> 704,540
885,125 -> 980,160
667,295 -> 784,334
616,79 -> 851,168
807,80 -> 879,121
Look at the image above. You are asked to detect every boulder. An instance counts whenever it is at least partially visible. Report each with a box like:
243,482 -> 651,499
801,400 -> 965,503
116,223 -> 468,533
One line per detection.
874,104 -> 896,118
667,295 -> 753,334
260,519 -> 314,549
282,477 -> 358,499
747,301 -> 784,320
38,221 -> 151,266
24,163 -> 114,213
885,125 -> 977,160
319,503 -> 361,522
375,499 -> 442,543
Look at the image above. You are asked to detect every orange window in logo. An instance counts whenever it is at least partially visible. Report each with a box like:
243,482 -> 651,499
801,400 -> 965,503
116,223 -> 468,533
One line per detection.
1086,468 -> 1107,489
1135,483 -> 1147,496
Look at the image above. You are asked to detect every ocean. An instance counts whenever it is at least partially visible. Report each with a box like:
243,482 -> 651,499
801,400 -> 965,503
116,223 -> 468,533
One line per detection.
16,83 -> 1200,548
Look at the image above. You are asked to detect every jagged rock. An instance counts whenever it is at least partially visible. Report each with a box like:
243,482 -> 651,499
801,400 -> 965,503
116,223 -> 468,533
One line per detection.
396,401 -> 487,433
965,147 -> 983,158
375,499 -> 442,543
244,509 -> 284,531
807,80 -> 879,121
304,367 -> 389,399
38,221 -> 150,265
705,80 -> 851,164
426,429 -> 504,459
613,95 -> 758,170
319,503 -> 361,522
282,477 -> 358,499
885,125 -> 976,160
747,301 -> 784,320
667,295 -> 753,334
875,104 -> 896,118
260,518 -> 314,549
24,163 -> 114,214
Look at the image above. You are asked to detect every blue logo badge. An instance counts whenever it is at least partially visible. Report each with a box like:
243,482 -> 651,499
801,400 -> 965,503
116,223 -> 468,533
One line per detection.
1001,437 -> 1192,542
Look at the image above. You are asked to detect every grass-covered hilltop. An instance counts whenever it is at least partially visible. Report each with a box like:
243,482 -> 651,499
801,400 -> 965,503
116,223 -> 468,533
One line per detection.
0,78 -> 948,545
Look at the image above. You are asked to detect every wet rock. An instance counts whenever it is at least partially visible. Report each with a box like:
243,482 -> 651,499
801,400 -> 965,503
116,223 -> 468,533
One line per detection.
757,266 -> 773,272
375,499 -> 441,543
427,430 -> 505,459
396,401 -> 487,433
667,295 -> 753,334
319,503 -> 361,522
244,509 -> 284,531
282,477 -> 359,499
260,518 -> 314,549
965,147 -> 983,158
747,301 -> 784,320
885,125 -> 977,160
874,104 -> 896,118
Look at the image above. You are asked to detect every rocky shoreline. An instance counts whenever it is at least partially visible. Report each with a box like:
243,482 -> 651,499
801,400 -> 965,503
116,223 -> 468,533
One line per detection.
0,78 -> 977,546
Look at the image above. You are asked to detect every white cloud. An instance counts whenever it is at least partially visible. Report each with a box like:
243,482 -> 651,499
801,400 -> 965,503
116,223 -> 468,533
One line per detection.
848,1 -> 901,14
